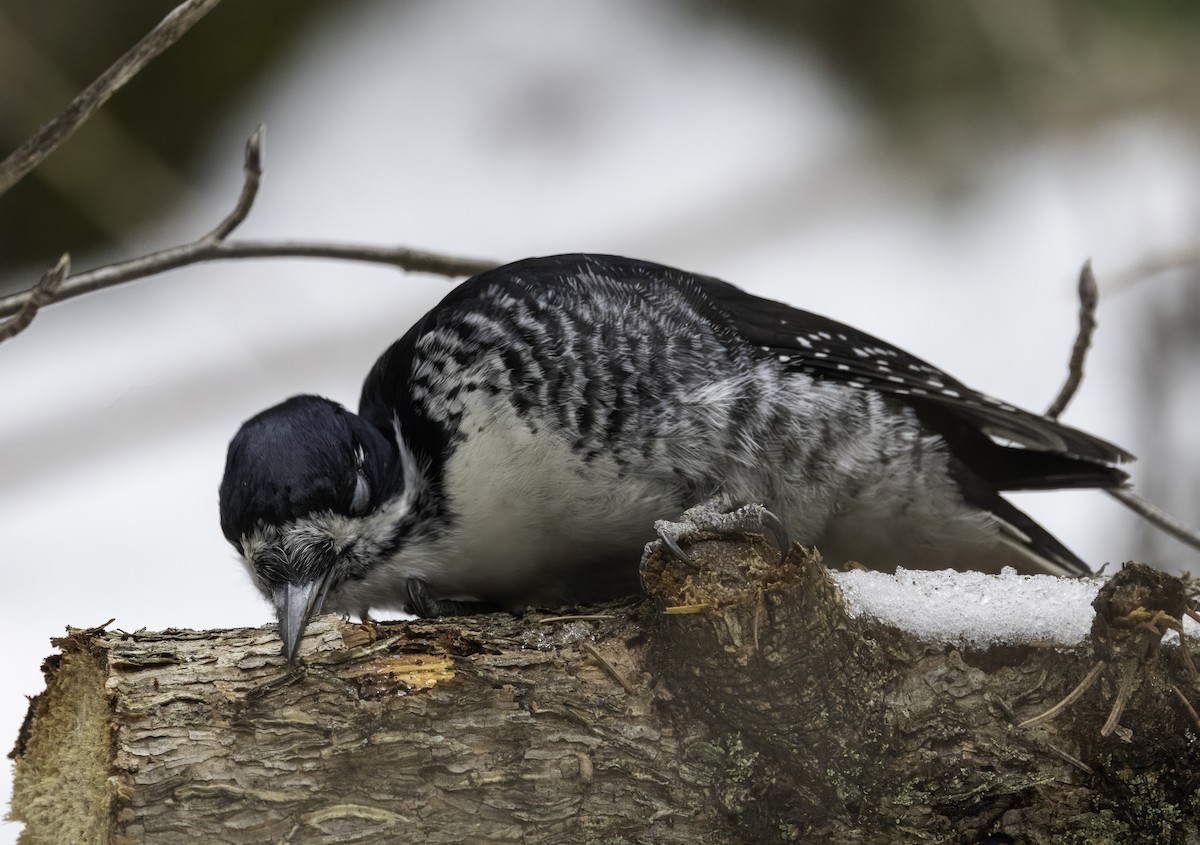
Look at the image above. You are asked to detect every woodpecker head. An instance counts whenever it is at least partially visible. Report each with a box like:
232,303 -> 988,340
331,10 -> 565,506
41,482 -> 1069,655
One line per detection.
218,395 -> 408,661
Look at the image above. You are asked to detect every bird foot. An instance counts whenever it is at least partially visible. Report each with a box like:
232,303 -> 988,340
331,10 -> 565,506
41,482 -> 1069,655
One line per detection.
652,501 -> 790,570
405,579 -> 496,618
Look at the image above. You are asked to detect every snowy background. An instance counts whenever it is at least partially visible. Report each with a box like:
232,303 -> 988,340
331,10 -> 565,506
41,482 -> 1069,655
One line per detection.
2,2 -> 1199,838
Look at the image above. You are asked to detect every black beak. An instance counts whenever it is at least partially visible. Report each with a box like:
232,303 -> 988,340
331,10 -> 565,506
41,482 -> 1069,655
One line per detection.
272,572 -> 334,662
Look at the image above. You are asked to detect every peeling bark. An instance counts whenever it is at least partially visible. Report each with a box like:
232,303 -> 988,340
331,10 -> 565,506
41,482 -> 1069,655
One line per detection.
10,536 -> 1200,844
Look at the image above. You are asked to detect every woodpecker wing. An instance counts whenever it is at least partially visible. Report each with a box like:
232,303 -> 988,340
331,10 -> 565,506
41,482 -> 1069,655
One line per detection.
694,275 -> 1133,467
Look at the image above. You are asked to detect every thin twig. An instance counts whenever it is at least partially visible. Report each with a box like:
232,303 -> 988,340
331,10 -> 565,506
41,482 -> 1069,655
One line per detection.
1046,260 -> 1098,420
1170,684 -> 1200,734
1044,259 -> 1200,556
661,604 -> 712,615
1100,663 -> 1140,737
0,127 -> 498,337
1011,669 -> 1048,708
989,694 -> 1019,725
205,125 -> 264,242
0,0 -> 491,339
0,241 -> 498,323
241,666 -> 307,703
316,635 -> 404,667
996,690 -> 1095,774
1018,660 -> 1106,728
1103,246 -> 1200,294
1164,616 -> 1200,680
0,254 -> 70,341
580,641 -> 635,695
538,614 -> 616,624
1105,488 -> 1200,556
80,618 -> 118,636
0,0 -> 224,197
1042,741 -> 1094,776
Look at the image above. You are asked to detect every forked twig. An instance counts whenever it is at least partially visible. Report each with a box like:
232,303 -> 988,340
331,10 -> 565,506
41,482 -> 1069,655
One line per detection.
1046,259 -> 1200,556
0,127 -> 497,342
0,1 -> 494,342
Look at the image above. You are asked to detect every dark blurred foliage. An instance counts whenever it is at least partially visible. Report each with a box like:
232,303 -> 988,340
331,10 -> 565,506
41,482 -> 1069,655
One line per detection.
691,0 -> 1200,146
4,0 -> 1200,291
0,0 -> 324,287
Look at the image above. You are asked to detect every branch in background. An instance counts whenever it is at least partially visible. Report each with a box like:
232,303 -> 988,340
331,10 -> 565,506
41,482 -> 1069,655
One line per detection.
2,0 -> 1195,564
1103,245 -> 1200,295
0,127 -> 499,340
0,0 -> 225,197
0,254 -> 69,341
205,124 -> 263,241
1045,260 -> 1097,420
1106,488 -> 1200,556
1047,259 -> 1200,556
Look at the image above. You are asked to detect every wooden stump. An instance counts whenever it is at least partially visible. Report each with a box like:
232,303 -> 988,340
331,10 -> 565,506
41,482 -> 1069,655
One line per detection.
10,535 -> 1200,844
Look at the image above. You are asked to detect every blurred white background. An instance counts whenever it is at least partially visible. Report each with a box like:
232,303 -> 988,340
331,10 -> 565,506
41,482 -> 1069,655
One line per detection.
2,2 -> 1198,838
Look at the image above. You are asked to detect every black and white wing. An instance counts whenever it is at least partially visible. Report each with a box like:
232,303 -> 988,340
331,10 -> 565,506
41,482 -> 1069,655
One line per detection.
691,273 -> 1132,577
694,275 -> 1133,469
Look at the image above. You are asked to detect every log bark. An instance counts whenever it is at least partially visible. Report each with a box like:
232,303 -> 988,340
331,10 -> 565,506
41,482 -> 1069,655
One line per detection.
9,534 -> 1200,845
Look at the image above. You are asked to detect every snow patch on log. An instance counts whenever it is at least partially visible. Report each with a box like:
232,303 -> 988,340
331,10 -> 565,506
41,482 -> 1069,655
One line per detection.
832,567 -> 1200,649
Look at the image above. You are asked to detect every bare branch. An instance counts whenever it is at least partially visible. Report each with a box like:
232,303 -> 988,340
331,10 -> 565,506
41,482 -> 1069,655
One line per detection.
1104,246 -> 1200,294
0,127 -> 498,332
0,0 -> 225,198
1045,260 -> 1098,420
0,241 -> 498,323
205,125 -> 264,242
0,254 -> 70,341
1105,488 -> 1200,554
1042,258 -> 1200,556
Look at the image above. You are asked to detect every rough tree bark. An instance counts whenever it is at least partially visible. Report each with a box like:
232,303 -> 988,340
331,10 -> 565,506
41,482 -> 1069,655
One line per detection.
10,533 -> 1200,845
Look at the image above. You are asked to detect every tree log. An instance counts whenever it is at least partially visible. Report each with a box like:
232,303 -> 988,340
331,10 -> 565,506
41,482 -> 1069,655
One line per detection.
9,534 -> 1200,844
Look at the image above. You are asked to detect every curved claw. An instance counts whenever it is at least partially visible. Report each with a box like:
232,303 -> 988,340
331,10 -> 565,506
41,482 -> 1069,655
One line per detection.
759,507 -> 791,565
657,526 -> 700,571
405,578 -> 437,617
405,578 -> 497,617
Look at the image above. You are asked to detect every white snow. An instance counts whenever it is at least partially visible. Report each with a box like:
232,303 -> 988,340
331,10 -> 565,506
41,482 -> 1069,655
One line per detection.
832,566 -> 1200,649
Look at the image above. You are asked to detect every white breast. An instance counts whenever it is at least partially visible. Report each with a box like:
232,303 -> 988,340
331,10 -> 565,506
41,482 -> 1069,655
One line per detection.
433,393 -> 683,602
